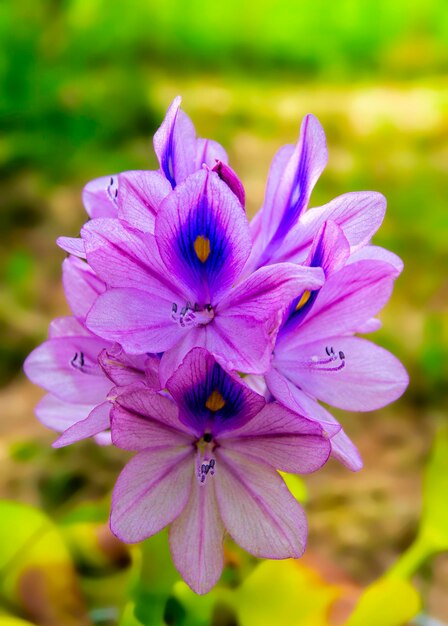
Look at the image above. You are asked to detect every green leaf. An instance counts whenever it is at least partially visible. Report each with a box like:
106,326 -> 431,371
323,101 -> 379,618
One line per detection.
344,578 -> 420,626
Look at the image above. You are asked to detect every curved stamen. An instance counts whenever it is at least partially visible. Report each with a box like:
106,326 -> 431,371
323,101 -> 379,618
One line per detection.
70,351 -> 98,375
302,346 -> 346,372
107,176 -> 119,204
171,301 -> 215,328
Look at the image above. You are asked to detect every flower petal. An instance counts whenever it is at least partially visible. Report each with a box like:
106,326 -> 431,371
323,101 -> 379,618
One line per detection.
166,347 -> 265,437
218,263 -> 324,321
110,447 -> 193,543
98,344 -> 147,386
53,401 -> 111,448
347,244 -> 403,276
117,170 -> 172,234
276,336 -> 409,411
155,169 -> 251,303
220,403 -> 330,474
261,115 -> 327,252
169,477 -> 225,595
82,175 -> 118,218
62,256 -> 106,322
111,386 -> 192,451
24,336 -> 111,404
276,191 -> 386,264
330,429 -> 363,472
215,448 -> 307,559
278,259 -> 398,348
35,394 -> 94,432
81,218 -> 182,299
57,236 -> 86,258
87,287 -> 185,354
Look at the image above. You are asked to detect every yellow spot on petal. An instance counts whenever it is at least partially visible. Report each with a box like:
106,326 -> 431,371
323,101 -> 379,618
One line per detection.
194,235 -> 211,263
295,290 -> 311,311
205,389 -> 226,412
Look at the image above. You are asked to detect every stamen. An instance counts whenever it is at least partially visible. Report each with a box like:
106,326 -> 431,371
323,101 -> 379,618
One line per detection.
301,346 -> 346,373
196,436 -> 216,485
194,235 -> 211,263
198,457 -> 217,484
107,176 -> 119,204
70,351 -> 97,374
295,290 -> 311,311
171,301 -> 214,328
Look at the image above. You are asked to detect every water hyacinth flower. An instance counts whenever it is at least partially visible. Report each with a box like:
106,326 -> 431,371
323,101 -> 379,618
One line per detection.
247,113 -> 388,273
24,256 -> 158,446
82,168 -> 324,380
109,348 -> 333,594
58,96 -> 229,257
266,221 -> 409,469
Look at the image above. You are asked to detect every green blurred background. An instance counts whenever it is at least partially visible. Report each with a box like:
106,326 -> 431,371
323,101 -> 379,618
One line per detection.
1,1 -> 447,624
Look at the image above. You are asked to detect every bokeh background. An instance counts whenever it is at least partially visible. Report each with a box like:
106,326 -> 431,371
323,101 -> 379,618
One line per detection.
1,1 -> 447,625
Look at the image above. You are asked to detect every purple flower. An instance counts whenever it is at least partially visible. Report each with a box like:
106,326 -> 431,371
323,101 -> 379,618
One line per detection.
58,97 -> 229,257
83,169 -> 324,381
265,221 -> 409,470
247,114 -> 387,272
24,256 -> 155,446
109,348 -> 332,594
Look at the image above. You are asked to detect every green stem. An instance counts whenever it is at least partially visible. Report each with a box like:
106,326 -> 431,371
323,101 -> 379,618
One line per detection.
386,536 -> 429,580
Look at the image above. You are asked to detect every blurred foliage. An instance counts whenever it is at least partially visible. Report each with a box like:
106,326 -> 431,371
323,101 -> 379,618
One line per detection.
1,0 -> 448,624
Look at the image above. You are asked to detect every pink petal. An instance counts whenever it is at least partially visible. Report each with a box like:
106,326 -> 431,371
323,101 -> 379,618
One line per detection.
117,170 -> 172,234
62,256 -> 106,322
111,387 -> 193,451
215,448 -> 307,559
169,478 -> 225,595
86,288 -> 185,354
53,401 -> 111,448
48,316 -> 89,338
24,336 -> 111,404
278,259 -> 397,349
277,191 -> 386,264
82,175 -> 118,218
220,403 -> 330,474
347,244 -> 404,276
57,236 -> 86,258
277,336 -> 409,411
35,394 -> 94,432
218,263 -> 324,320
110,447 -> 193,543
330,429 -> 363,471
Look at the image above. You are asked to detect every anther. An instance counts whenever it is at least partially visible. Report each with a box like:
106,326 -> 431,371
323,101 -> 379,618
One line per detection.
172,303 -> 178,313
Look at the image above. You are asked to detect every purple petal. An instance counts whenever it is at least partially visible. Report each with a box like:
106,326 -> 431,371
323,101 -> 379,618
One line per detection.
57,236 -> 86,258
264,367 -> 341,438
348,244 -> 404,276
98,344 -> 148,386
117,170 -> 172,234
306,220 -> 350,277
82,218 -> 183,299
62,256 -> 106,322
330,429 -> 363,472
53,401 -> 111,448
208,314 -> 274,374
215,448 -> 307,559
276,336 -> 409,411
110,447 -> 193,543
166,347 -> 265,437
87,288 -> 185,354
219,403 -> 330,474
155,169 -> 251,303
260,115 -> 327,259
24,336 -> 111,404
159,327 -> 205,388
82,175 -> 118,218
195,138 -> 228,171
218,263 -> 324,320
354,318 -> 382,334
212,161 -> 245,207
35,394 -> 94,432
48,316 -> 89,338
276,191 -> 387,264
278,260 -> 398,348
169,478 -> 225,595
111,386 -> 192,451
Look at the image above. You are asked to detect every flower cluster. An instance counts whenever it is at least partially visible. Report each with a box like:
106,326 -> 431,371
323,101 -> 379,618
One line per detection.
25,97 -> 408,594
